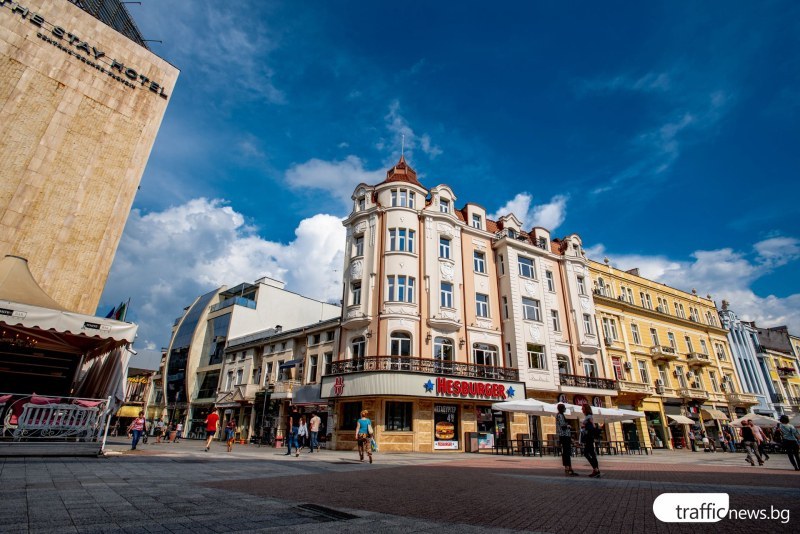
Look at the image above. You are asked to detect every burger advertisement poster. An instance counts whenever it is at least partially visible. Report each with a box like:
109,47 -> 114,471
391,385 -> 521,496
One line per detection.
434,404 -> 459,450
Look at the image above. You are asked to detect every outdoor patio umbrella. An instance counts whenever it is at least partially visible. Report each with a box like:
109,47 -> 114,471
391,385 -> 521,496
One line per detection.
491,398 -> 560,415
562,404 -> 645,424
729,414 -> 780,427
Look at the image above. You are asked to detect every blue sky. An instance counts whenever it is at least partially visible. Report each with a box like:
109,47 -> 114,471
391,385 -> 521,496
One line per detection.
99,1 -> 800,369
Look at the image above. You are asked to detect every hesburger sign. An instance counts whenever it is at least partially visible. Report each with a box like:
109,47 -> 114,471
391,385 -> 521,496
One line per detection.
435,377 -> 507,399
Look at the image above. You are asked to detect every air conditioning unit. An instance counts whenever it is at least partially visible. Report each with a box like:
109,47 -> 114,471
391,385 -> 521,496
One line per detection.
656,385 -> 665,394
623,362 -> 633,371
720,383 -> 728,391
656,306 -> 665,313
686,371 -> 695,379
617,296 -> 626,301
604,337 -> 613,346
655,378 -> 664,387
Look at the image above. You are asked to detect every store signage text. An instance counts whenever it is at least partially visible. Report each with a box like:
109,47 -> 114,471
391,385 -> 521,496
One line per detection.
1,0 -> 169,98
435,377 -> 507,399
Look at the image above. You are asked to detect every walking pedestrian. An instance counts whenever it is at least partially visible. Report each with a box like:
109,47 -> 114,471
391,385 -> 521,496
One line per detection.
284,406 -> 300,457
688,429 -> 696,452
775,415 -> 800,471
580,404 -> 600,478
751,421 -> 770,461
111,420 -> 119,437
298,416 -> 308,451
724,428 -> 736,452
127,411 -> 146,450
309,412 -> 321,452
354,409 -> 373,464
225,419 -> 236,452
204,411 -> 220,451
741,420 -> 764,466
557,403 -> 578,476
154,418 -> 164,444
174,422 -> 183,443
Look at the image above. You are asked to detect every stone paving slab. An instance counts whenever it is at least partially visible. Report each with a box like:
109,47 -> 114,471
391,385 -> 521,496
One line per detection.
2,440 -> 799,533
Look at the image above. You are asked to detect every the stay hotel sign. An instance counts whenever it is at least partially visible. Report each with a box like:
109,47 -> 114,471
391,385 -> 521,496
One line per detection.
1,0 -> 170,98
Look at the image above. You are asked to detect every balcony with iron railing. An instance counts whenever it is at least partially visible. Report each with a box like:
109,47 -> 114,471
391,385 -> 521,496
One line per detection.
777,367 -> 797,378
559,373 -> 617,391
326,356 -> 519,382
771,393 -> 786,404
686,352 -> 712,367
650,345 -> 679,362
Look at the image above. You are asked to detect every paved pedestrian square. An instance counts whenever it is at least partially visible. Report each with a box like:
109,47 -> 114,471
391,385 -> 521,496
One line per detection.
0,439 -> 797,533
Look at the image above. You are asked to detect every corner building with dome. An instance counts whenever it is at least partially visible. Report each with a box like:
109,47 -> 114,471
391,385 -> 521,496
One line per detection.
320,157 -> 618,453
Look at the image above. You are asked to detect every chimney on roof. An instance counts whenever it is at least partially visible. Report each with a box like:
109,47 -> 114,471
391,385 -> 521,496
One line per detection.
275,325 -> 282,333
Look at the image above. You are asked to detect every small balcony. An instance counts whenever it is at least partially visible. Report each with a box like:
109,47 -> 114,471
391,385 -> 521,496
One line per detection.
271,380 -> 302,400
341,306 -> 372,329
686,352 -> 712,368
650,345 -> 679,362
678,387 -> 709,400
777,366 -> 797,378
771,393 -> 786,404
725,392 -> 760,406
559,373 -> 617,391
326,355 -> 519,382
617,380 -> 653,396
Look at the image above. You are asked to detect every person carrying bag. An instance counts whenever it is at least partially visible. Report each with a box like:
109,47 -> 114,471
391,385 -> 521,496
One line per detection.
354,410 -> 374,464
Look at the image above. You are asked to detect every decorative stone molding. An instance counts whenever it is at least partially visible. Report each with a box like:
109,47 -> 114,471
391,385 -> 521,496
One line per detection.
438,222 -> 455,237
476,319 -> 493,330
580,297 -> 590,311
529,325 -> 542,343
354,221 -> 367,234
524,281 -> 536,296
440,262 -> 454,281
350,260 -> 363,279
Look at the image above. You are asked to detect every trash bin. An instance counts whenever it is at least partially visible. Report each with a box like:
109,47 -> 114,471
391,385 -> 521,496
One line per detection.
464,432 -> 479,453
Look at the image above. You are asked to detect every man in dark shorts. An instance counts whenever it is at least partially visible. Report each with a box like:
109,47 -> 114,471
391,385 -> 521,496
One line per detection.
204,411 -> 220,451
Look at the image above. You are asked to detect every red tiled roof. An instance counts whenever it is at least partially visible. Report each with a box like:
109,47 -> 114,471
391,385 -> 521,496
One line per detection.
378,155 -> 424,187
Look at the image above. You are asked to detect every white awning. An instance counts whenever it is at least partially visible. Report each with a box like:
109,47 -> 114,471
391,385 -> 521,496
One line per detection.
701,408 -> 729,421
666,414 -> 695,425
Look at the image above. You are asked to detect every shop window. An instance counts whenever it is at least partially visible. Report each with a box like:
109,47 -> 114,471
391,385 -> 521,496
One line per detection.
340,401 -> 362,430
385,401 -> 413,431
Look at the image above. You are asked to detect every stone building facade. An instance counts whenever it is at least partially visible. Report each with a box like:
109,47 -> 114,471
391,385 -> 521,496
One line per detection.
0,0 -> 179,313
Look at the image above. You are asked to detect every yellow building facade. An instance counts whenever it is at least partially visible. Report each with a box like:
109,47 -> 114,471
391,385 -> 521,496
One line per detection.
589,260 -> 757,450
756,328 -> 800,415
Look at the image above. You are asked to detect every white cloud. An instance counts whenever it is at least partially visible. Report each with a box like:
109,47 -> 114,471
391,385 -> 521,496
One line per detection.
384,100 -> 443,160
135,1 -> 284,103
100,199 -> 345,369
591,237 -> 800,333
285,156 -> 384,212
578,71 -> 672,95
489,193 -> 569,231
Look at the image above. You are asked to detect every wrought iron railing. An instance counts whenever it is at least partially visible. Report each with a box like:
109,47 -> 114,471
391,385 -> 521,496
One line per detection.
559,373 -> 617,390
326,356 -> 519,381
0,393 -> 111,442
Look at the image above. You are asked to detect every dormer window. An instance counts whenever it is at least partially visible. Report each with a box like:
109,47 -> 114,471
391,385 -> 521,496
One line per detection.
357,196 -> 366,211
472,214 -> 482,229
507,228 -> 517,238
439,198 -> 450,213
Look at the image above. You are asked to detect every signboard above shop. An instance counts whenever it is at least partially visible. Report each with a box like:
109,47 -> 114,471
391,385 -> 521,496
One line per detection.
320,372 -> 525,401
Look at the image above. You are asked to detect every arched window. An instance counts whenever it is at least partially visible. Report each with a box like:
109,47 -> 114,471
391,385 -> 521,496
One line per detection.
390,331 -> 412,370
583,358 -> 598,378
557,354 -> 571,375
434,337 -> 454,374
473,343 -> 498,378
351,336 -> 366,371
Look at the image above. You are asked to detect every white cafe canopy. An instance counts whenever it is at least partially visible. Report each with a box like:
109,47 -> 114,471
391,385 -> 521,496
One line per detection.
563,404 -> 646,424
0,255 -> 136,358
730,414 -> 780,428
492,398 -> 559,415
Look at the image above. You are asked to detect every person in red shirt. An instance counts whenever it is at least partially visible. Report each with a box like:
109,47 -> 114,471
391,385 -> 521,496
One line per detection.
204,411 -> 220,451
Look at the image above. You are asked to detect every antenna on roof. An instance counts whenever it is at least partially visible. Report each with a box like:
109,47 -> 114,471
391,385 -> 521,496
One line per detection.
401,134 -> 405,158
